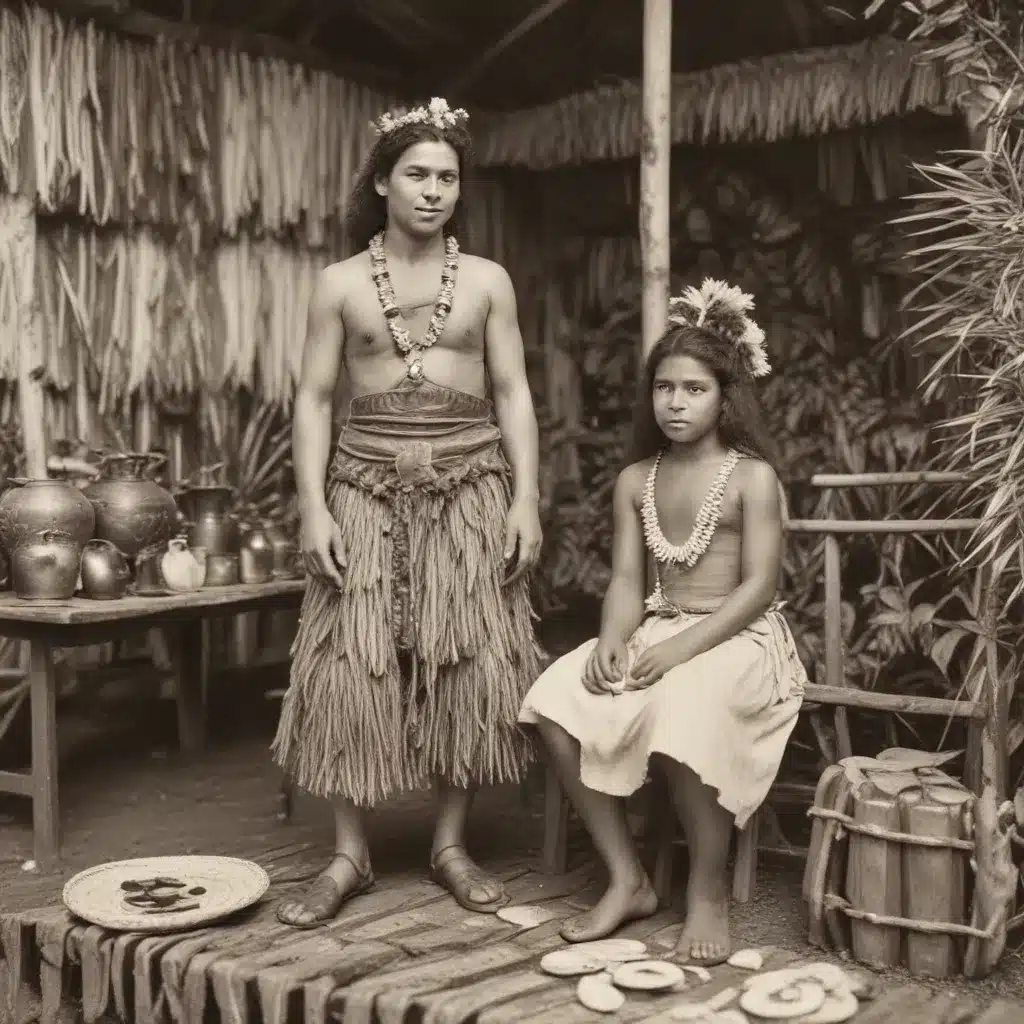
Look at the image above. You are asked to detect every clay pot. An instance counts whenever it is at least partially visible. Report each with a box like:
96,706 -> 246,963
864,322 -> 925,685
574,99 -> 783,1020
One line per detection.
204,553 -> 239,587
79,538 -> 131,600
11,529 -> 81,600
239,524 -> 274,584
178,485 -> 238,555
0,478 -> 95,554
83,453 -> 178,559
264,521 -> 298,578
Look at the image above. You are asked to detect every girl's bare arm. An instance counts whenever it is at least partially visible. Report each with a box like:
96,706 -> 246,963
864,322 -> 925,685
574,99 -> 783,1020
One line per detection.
599,464 -> 649,645
667,459 -> 783,661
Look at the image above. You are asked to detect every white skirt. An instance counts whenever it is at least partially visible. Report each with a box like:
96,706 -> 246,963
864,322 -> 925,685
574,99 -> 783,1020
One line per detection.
519,607 -> 806,829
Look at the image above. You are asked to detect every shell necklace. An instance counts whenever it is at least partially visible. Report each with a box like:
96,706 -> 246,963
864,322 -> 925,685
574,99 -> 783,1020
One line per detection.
369,231 -> 459,382
642,447 -> 740,566
642,448 -> 741,613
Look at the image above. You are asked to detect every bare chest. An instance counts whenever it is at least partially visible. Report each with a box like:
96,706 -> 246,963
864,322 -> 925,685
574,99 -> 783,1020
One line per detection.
650,472 -> 743,544
344,277 -> 488,362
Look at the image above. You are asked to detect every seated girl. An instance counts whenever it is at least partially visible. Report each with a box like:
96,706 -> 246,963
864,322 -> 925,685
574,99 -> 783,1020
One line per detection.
519,281 -> 806,965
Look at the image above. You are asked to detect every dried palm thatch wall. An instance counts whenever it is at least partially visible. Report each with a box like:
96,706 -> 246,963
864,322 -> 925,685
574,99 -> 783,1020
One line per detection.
474,37 -> 964,169
0,2 -> 526,455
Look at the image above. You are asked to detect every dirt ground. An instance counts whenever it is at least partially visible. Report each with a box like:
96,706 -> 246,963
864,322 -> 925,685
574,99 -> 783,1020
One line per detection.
0,668 -> 1021,1012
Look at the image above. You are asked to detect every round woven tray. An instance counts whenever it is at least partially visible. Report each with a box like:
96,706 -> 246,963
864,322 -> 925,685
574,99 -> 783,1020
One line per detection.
62,855 -> 270,933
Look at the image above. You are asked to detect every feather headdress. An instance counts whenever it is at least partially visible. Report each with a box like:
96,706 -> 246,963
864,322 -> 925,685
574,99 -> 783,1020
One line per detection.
666,279 -> 770,378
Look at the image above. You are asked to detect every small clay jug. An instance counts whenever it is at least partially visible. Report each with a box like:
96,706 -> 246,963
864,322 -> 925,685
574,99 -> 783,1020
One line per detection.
239,524 -> 274,584
11,529 -> 81,600
80,538 -> 131,600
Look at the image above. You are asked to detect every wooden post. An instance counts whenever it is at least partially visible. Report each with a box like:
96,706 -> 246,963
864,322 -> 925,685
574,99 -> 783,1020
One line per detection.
639,0 -> 672,360
2,195 -> 48,478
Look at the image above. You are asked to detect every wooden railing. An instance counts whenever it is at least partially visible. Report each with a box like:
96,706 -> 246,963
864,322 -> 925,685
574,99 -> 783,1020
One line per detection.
783,470 -> 1008,801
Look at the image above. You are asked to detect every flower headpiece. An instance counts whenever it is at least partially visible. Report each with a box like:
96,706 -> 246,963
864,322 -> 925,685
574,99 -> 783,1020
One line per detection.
371,97 -> 469,137
666,278 -> 770,378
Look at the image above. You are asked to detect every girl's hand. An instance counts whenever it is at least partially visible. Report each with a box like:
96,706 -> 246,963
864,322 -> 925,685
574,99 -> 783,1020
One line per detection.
581,638 -> 628,695
625,637 -> 692,690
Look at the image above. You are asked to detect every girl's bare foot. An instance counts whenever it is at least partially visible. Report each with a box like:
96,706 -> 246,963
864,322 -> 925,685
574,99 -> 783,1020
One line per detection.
276,850 -> 374,928
675,898 -> 730,965
560,874 -> 658,943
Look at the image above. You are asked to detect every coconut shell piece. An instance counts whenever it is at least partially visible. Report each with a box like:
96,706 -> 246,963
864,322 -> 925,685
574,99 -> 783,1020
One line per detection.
680,964 -> 713,984
496,904 -> 560,929
727,948 -> 764,971
577,974 -> 626,1013
611,959 -> 685,991
739,979 -> 826,1020
571,938 -> 648,958
540,949 -> 608,977
798,989 -> 859,1024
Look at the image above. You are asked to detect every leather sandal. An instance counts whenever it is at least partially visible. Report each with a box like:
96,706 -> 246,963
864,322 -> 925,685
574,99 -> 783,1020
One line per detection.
428,844 -> 508,914
276,851 -> 374,929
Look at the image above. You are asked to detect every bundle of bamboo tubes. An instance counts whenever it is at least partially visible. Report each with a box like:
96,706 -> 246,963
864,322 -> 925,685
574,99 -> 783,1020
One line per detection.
0,3 -> 395,241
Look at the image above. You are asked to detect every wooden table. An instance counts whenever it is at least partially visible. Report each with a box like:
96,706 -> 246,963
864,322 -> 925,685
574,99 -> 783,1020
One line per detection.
0,579 -> 306,864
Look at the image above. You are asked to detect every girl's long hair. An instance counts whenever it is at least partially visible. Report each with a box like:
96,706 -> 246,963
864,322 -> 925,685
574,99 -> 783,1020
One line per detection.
345,118 -> 474,251
631,324 -> 777,468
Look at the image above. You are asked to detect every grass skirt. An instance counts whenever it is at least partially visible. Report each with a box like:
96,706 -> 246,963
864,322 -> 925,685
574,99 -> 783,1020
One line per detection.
272,381 -> 541,804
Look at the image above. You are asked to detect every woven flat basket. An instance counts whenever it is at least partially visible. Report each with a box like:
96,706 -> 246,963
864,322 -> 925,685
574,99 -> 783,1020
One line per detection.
62,855 -> 270,933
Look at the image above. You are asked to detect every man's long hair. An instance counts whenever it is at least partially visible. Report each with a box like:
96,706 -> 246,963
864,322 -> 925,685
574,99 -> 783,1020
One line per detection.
345,118 -> 474,251
631,324 -> 777,467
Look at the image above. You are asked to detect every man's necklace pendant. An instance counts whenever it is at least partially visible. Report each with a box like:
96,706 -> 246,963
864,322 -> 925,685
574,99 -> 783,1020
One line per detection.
406,356 -> 424,382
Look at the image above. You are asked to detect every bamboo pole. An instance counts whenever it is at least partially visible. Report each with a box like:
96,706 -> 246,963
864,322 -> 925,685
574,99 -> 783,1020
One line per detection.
639,0 -> 672,361
4,196 -> 48,478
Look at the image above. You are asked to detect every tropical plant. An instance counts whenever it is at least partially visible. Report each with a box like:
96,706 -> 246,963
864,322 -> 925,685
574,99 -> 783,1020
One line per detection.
862,0 -> 1024,791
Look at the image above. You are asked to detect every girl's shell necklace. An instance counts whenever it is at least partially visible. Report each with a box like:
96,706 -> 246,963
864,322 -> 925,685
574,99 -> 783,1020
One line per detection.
642,448 -> 741,611
369,231 -> 459,382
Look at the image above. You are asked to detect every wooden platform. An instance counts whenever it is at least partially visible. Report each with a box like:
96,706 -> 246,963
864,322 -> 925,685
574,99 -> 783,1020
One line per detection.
1,844 -> 1021,1024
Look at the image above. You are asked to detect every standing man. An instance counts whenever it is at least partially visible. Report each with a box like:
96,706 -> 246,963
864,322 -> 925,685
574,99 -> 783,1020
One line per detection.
272,98 -> 543,927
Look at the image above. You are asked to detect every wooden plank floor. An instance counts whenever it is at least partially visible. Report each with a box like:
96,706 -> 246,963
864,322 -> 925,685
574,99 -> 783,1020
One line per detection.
1,843 -> 1020,1024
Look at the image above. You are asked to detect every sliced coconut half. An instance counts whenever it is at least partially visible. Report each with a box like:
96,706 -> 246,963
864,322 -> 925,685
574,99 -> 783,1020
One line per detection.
791,963 -> 853,993
611,959 -> 686,991
680,964 -> 713,984
539,948 -> 609,977
727,949 -> 764,971
739,979 -> 827,1020
741,967 -> 802,991
569,938 -> 648,958
496,904 -> 561,929
577,973 -> 626,1013
798,989 -> 859,1023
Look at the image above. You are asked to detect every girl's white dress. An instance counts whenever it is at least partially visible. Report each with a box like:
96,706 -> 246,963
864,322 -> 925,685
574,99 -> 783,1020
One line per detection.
518,603 -> 806,830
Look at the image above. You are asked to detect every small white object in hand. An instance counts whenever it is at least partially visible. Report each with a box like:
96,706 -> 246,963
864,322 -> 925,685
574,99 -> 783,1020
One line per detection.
21,859 -> 37,872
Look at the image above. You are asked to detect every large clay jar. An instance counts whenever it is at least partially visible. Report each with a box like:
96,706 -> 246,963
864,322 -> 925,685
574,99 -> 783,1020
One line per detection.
83,453 -> 178,559
178,485 -> 238,555
0,478 -> 95,555
11,529 -> 81,600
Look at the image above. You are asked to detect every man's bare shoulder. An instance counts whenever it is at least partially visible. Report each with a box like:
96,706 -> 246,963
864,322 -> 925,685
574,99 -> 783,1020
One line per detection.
317,252 -> 370,303
460,253 -> 514,292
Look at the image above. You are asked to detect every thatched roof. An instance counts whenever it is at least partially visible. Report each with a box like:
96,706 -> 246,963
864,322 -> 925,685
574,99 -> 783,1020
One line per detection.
474,37 -> 961,169
36,0 -> 925,113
